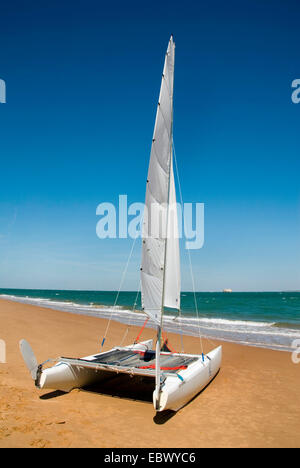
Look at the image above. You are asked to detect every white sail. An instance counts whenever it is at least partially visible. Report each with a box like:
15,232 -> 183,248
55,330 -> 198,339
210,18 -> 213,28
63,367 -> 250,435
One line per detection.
163,156 -> 181,310
141,36 -> 179,324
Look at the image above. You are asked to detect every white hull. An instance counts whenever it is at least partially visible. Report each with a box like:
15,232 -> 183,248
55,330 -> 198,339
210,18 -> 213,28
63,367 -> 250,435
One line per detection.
157,345 -> 222,411
38,340 -> 154,393
20,339 -> 222,412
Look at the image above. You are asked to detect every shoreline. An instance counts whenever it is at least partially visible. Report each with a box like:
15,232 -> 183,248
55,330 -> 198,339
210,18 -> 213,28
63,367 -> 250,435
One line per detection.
0,293 -> 299,353
0,298 -> 300,448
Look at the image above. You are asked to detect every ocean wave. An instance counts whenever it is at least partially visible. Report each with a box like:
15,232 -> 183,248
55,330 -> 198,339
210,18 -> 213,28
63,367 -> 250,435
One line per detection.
273,322 -> 300,330
179,316 -> 275,328
1,293 -> 300,352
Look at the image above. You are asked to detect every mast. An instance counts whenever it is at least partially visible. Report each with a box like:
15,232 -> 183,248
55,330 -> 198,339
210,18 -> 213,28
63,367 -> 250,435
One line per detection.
155,41 -> 175,411
154,133 -> 172,411
140,36 -> 178,410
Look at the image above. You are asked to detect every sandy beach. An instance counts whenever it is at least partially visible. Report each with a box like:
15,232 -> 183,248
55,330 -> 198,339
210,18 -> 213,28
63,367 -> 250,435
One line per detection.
0,298 -> 299,448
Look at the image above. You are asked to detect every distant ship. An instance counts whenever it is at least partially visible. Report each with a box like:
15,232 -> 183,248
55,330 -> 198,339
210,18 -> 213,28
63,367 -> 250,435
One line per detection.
223,289 -> 232,293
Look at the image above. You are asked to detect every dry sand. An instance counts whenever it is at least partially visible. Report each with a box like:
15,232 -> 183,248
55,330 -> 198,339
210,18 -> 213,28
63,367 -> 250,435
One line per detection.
0,298 -> 299,448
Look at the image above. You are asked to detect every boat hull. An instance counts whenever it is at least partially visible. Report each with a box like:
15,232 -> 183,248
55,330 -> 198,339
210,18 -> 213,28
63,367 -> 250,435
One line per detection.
21,339 -> 222,412
156,345 -> 222,412
39,361 -> 107,393
37,340 -> 154,393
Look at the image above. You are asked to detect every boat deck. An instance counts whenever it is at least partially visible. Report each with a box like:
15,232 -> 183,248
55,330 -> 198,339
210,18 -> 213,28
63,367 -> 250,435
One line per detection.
60,348 -> 198,377
92,349 -> 197,371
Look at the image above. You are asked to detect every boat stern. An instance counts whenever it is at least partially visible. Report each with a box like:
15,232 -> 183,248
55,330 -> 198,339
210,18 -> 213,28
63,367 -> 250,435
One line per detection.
154,346 -> 222,412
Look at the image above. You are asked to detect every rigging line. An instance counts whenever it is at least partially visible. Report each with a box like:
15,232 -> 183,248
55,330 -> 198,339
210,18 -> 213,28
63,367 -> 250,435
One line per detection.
101,234 -> 139,348
134,315 -> 149,344
173,140 -> 204,355
178,311 -> 185,354
166,146 -> 184,354
119,282 -> 141,347
206,335 -> 218,348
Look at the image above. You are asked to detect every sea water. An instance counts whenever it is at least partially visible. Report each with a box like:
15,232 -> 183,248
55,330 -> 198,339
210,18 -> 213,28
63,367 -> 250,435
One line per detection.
1,289 -> 299,352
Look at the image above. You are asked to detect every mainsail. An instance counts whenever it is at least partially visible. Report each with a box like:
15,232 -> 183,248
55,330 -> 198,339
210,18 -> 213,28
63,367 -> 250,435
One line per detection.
141,36 -> 180,325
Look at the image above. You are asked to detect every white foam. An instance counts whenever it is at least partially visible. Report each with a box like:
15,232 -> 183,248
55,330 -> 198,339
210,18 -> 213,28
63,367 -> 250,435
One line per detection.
1,293 -> 300,351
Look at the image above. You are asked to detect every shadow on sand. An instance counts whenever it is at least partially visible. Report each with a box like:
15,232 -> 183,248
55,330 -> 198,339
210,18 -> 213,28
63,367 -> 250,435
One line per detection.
40,390 -> 67,400
82,373 -> 154,404
39,369 -> 220,425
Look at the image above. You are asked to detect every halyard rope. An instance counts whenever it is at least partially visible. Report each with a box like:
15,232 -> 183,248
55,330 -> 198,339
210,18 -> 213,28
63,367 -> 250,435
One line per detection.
120,283 -> 143,346
173,140 -> 204,355
100,234 -> 138,349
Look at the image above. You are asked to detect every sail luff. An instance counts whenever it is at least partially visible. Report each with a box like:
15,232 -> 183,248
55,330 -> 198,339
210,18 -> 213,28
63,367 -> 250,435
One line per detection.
160,51 -> 174,327
141,36 -> 176,326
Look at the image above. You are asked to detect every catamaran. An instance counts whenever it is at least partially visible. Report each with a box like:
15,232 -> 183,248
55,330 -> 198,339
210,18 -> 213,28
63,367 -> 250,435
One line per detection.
20,36 -> 222,412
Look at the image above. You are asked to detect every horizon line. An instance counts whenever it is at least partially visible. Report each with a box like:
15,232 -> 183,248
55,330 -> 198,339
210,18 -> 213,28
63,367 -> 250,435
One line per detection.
0,287 -> 299,293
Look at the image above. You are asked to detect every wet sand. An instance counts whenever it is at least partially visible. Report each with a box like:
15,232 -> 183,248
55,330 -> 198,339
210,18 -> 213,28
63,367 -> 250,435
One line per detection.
0,298 -> 299,448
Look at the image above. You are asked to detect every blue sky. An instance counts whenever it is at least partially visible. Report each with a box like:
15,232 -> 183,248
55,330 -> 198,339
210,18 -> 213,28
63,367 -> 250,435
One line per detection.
0,0 -> 299,291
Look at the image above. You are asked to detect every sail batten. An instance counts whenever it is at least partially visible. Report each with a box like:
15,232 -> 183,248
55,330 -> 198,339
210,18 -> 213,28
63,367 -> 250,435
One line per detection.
141,36 -> 180,325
